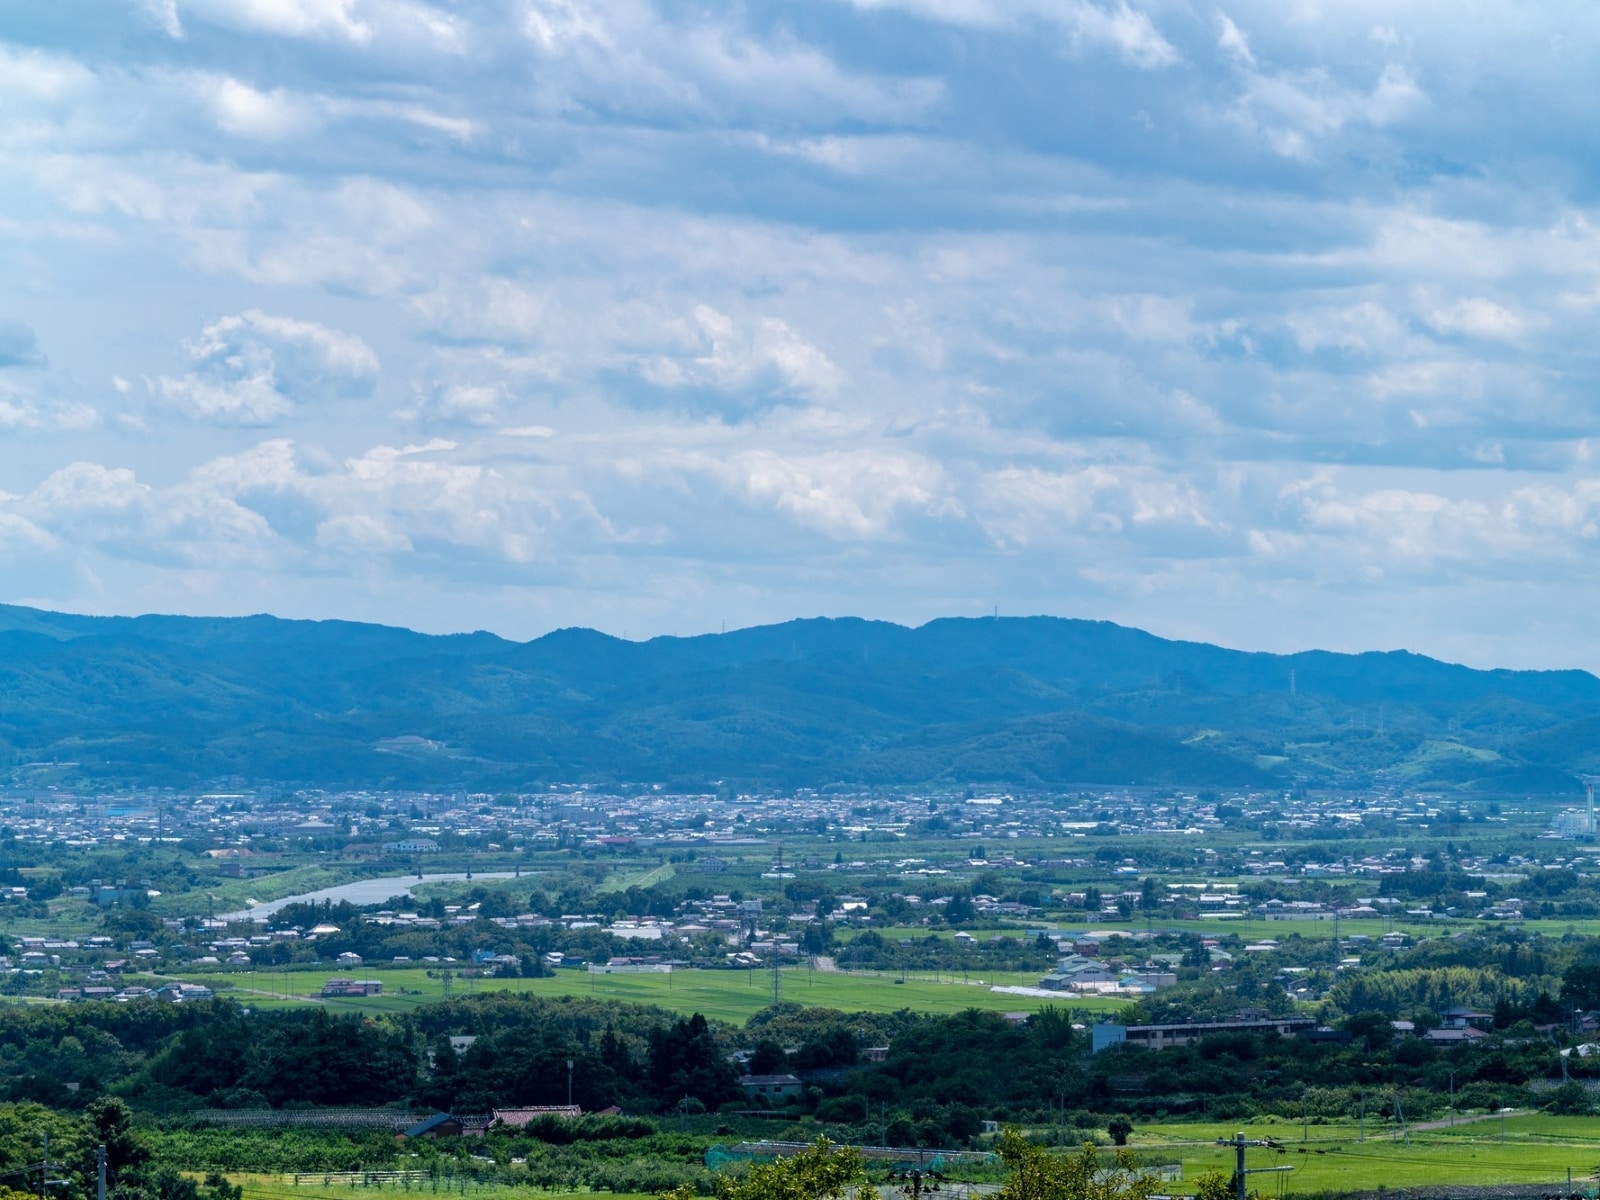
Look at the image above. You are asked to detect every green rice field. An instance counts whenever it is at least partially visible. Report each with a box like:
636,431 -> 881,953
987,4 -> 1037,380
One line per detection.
1132,1113 -> 1600,1194
164,965 -> 1126,1023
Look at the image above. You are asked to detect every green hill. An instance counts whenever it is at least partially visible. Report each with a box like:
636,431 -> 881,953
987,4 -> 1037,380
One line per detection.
0,605 -> 1593,791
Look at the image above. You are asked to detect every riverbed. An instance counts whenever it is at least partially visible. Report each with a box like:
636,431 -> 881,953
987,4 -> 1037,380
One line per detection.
217,871 -> 521,921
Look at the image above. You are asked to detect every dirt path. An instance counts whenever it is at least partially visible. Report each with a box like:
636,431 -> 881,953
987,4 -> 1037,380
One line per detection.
1407,1107 -> 1523,1133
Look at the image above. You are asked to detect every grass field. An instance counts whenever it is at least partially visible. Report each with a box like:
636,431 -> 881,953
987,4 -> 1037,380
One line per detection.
1130,1113 -> 1600,1194
235,1175 -> 650,1200
596,864 -> 676,893
163,965 -> 1125,1023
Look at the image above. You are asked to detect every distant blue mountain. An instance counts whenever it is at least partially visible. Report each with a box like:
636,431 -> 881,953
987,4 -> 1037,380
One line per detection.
0,605 -> 1592,792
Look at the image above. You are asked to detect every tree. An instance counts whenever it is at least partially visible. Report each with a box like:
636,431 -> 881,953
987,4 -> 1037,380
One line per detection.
85,1095 -> 148,1181
801,922 -> 832,955
1193,1171 -> 1233,1200
660,1138 -> 864,1200
944,891 -> 975,924
1561,961 -> 1600,1011
646,1013 -> 739,1109
747,1040 -> 786,1075
1343,1011 -> 1395,1053
995,1131 -> 1158,1200
1545,1081 -> 1590,1115
1106,1116 -> 1133,1146
1139,878 -> 1161,913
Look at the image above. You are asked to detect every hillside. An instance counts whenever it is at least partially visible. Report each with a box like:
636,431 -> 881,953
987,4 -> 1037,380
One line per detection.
0,605 -> 1594,791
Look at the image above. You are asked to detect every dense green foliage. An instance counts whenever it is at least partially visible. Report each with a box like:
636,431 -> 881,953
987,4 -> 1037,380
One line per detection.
993,1130 -> 1158,1200
661,1138 -> 864,1200
0,1097 -> 241,1200
0,962 -> 1592,1196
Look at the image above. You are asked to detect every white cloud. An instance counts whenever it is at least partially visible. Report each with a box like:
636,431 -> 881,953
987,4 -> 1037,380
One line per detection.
518,0 -> 943,121
844,0 -> 1179,67
203,77 -> 320,140
20,458 -> 278,567
667,447 -> 946,540
1219,41 -> 1425,160
1424,297 -> 1526,342
157,311 -> 379,425
140,0 -> 184,37
184,0 -> 375,44
1216,13 -> 1254,65
0,385 -> 96,433
8,0 -> 1600,664
315,513 -> 413,554
636,305 -> 844,403
0,44 -> 95,103
523,0 -> 615,50
405,381 -> 504,427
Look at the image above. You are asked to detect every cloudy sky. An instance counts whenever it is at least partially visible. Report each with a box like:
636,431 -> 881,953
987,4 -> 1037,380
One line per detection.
4,1 -> 1600,667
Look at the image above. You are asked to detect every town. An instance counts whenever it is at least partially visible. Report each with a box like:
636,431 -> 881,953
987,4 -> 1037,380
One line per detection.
1,780 -> 1600,1198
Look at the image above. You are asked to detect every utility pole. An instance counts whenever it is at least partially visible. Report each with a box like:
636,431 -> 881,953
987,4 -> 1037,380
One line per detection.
566,1059 -> 574,1109
1218,1132 -> 1293,1200
97,1146 -> 105,1200
1448,1072 -> 1455,1127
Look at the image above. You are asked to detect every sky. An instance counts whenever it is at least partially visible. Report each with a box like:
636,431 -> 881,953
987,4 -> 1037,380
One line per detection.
4,1 -> 1600,668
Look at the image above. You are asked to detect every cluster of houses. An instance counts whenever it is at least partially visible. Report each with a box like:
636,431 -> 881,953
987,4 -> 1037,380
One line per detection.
1085,1003 -> 1586,1057
320,978 -> 383,997
1038,951 -> 1177,995
56,980 -> 213,1003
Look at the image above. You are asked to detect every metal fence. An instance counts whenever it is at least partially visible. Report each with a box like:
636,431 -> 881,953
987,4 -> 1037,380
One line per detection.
709,1141 -> 998,1170
191,1109 -> 423,1131
288,1174 -> 433,1188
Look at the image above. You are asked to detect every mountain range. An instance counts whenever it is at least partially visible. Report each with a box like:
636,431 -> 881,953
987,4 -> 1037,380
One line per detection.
0,604 -> 1595,793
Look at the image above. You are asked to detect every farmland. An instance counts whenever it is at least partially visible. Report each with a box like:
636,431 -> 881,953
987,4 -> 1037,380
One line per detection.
235,1177 -> 651,1200
214,1114 -> 1600,1200
1130,1113 -> 1600,1194
165,964 -> 1126,1023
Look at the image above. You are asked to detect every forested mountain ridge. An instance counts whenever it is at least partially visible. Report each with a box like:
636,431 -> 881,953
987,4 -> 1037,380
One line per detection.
0,604 -> 1594,791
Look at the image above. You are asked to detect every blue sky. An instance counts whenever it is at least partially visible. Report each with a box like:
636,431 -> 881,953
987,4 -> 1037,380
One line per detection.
3,1 -> 1600,667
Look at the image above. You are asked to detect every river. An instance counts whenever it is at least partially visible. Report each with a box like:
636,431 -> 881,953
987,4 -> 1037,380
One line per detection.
216,871 -> 521,922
